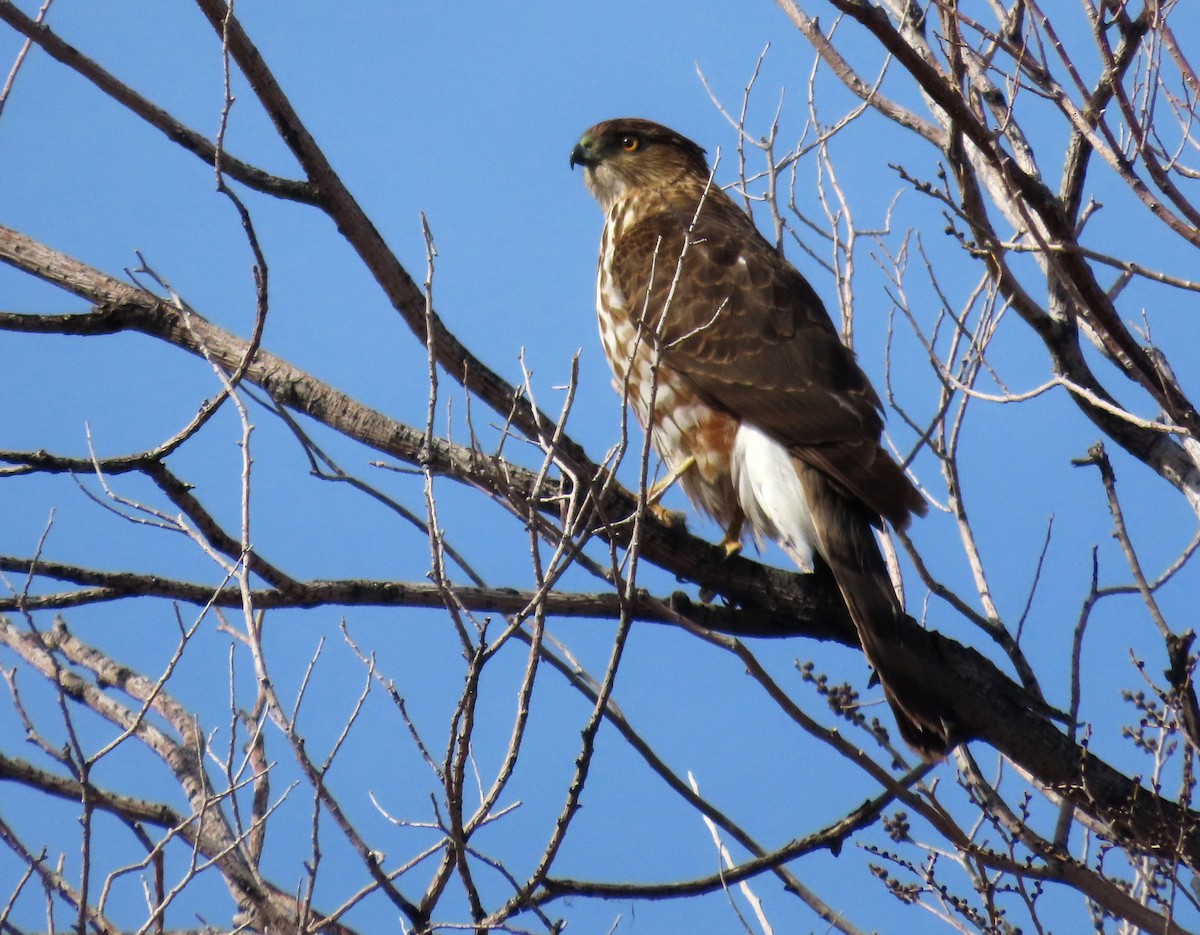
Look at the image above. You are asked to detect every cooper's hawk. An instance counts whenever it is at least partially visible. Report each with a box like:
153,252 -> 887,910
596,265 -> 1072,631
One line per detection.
571,117 -> 954,759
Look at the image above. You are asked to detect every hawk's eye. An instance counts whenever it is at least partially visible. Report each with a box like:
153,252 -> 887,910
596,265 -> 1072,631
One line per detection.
620,135 -> 640,153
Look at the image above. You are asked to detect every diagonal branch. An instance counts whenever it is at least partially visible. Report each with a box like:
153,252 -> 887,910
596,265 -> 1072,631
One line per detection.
0,1 -> 315,203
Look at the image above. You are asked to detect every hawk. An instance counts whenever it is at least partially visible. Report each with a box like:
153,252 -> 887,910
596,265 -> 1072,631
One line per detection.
570,117 -> 954,759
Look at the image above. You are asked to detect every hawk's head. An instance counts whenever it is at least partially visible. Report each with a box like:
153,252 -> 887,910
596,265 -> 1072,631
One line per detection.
570,118 -> 709,211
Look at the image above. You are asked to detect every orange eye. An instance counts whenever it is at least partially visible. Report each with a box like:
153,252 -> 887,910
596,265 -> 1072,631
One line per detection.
621,135 -> 640,152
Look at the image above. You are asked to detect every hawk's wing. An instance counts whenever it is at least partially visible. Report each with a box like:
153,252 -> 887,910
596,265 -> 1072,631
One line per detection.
611,194 -> 924,528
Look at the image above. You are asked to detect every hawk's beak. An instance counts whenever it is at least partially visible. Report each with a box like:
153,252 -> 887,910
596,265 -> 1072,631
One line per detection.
569,140 -> 597,170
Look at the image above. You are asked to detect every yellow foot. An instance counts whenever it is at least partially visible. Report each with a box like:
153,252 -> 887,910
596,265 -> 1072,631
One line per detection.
649,502 -> 688,530
718,511 -> 744,559
646,455 -> 696,506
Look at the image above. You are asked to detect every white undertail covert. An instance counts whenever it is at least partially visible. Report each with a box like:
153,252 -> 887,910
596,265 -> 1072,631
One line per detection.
732,423 -> 817,571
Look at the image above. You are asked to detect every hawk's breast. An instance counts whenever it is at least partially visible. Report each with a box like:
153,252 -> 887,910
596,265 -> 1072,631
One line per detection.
595,198 -> 742,532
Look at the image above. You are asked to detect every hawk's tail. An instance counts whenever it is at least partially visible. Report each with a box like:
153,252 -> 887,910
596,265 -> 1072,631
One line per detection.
797,463 -> 956,761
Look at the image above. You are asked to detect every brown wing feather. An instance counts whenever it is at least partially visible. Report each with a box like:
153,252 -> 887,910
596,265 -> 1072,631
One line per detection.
611,187 -> 925,528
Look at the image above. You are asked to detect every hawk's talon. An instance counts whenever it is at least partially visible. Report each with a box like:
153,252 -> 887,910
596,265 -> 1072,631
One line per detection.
719,511 -> 745,559
649,503 -> 688,530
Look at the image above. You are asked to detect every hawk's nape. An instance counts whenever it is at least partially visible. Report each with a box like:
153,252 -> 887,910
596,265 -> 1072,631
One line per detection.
571,117 -> 957,760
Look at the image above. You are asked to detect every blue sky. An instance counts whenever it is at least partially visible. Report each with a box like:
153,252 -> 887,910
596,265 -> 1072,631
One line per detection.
3,2 -> 1199,932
